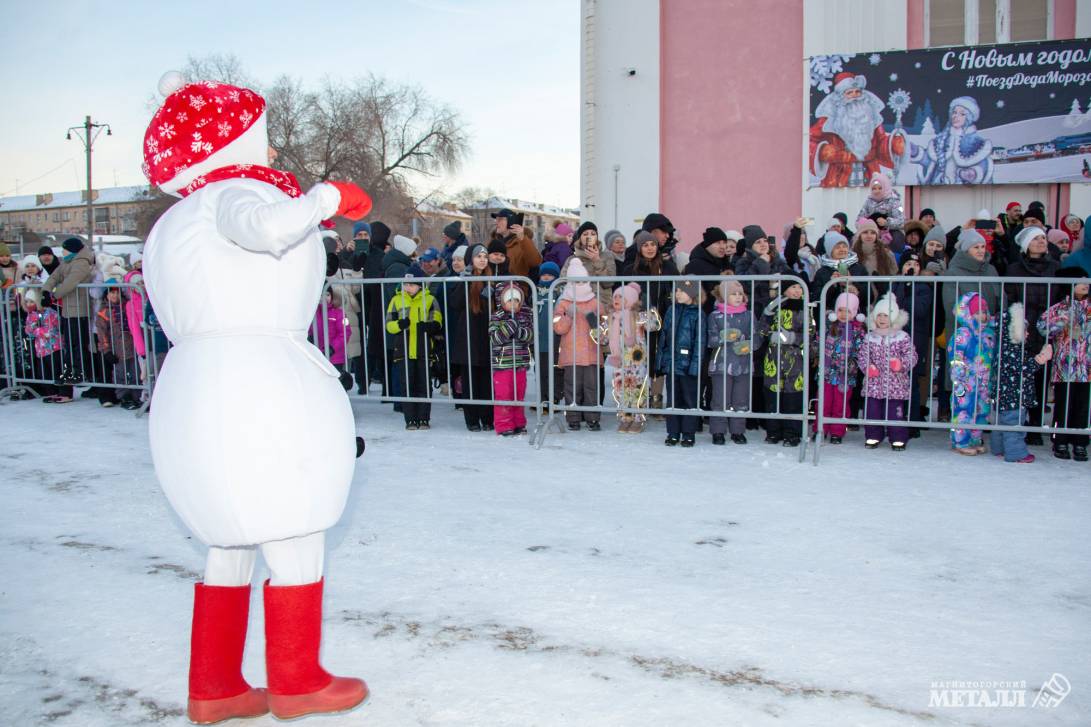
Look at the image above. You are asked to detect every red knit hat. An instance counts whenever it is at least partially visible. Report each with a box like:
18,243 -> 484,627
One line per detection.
143,72 -> 267,195
1006,201 -> 1021,212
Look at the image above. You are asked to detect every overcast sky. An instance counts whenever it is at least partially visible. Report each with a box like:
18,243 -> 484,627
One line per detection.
0,0 -> 578,206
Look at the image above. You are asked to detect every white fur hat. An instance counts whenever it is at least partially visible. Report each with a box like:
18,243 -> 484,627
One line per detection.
392,235 -> 417,258
1015,225 -> 1047,253
868,292 -> 908,330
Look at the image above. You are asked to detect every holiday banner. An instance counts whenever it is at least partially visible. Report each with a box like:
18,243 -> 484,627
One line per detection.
808,38 -> 1091,188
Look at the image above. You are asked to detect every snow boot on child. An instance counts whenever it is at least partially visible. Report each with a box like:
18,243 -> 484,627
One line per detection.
187,584 -> 269,724
264,579 -> 368,720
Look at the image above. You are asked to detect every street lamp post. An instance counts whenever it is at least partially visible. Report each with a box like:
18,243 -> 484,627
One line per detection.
66,115 -> 111,253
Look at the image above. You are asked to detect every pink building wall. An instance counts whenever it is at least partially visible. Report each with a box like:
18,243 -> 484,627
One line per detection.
659,0 -> 804,250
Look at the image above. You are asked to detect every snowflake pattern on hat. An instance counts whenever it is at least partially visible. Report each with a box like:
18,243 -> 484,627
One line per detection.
142,80 -> 265,186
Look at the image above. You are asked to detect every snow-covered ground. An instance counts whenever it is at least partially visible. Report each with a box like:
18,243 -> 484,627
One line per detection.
1,395 -> 1089,726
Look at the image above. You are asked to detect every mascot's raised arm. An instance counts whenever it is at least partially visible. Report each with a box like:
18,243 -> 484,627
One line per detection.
141,70 -> 372,724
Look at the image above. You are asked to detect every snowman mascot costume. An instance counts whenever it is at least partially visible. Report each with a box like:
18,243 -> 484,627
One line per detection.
141,72 -> 372,724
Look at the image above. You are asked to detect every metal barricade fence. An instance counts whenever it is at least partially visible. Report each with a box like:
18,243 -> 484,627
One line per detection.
0,282 -> 152,414
812,273 -> 1091,465
314,275 -> 543,439
534,274 -> 813,460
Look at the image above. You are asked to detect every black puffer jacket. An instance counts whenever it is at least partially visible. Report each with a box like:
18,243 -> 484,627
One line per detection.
1004,253 -> 1059,348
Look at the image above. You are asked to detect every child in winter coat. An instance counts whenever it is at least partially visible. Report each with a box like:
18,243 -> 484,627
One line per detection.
758,280 -> 812,447
490,283 -> 534,436
312,287 -> 350,371
123,269 -> 147,376
608,282 -> 653,434
95,282 -> 140,409
1037,266 -> 1091,460
857,292 -> 918,450
857,171 -> 905,231
818,291 -> 865,444
657,280 -> 706,447
385,267 -> 444,430
707,279 -> 761,445
949,291 -> 996,454
22,287 -> 65,401
991,303 -> 1052,463
535,261 -> 563,406
552,258 -> 603,431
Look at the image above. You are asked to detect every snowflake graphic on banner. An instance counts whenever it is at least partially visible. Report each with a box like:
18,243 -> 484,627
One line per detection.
809,54 -> 853,93
868,53 -> 881,66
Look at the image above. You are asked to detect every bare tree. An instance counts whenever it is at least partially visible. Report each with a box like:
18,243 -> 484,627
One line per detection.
182,53 -> 255,88
147,54 -> 471,235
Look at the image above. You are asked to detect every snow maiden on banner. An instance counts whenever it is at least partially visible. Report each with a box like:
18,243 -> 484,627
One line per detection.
809,38 -> 1091,188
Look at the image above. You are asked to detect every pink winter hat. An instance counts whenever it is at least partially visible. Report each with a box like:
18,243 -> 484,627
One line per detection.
614,282 -> 641,307
1047,228 -> 1071,246
967,293 -> 989,316
834,291 -> 860,318
555,222 -> 574,238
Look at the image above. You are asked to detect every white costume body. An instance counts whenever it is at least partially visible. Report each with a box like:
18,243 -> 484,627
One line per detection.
144,178 -> 355,548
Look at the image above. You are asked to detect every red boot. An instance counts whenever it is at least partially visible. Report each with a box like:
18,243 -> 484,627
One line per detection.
264,578 -> 368,720
187,583 -> 269,724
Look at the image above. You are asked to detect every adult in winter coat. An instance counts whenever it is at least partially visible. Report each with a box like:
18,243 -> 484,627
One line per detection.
447,245 -> 494,430
623,212 -> 679,269
684,227 -> 733,298
892,253 -> 937,427
1004,225 -> 1060,437
492,210 -> 542,278
141,74 -> 372,722
43,237 -> 96,386
360,221 -> 392,392
734,225 -> 791,315
382,234 -> 417,301
810,231 -> 869,311
851,219 -> 898,305
622,230 -> 679,379
560,221 -> 617,311
1037,264 -> 1091,460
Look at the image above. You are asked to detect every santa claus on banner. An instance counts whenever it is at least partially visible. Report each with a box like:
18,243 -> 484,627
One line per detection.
141,71 -> 372,723
809,72 -> 907,187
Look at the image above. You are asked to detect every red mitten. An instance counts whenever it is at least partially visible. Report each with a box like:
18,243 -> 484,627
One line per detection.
867,364 -> 879,378
326,181 -> 373,220
890,358 -> 902,373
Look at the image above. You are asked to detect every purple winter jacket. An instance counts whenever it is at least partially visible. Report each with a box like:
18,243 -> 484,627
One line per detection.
857,328 -> 918,400
541,240 -> 574,269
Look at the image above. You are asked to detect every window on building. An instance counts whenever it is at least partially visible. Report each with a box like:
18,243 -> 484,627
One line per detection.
928,0 -> 1049,47
63,211 -> 70,221
95,208 -> 109,223
1011,0 -> 1048,42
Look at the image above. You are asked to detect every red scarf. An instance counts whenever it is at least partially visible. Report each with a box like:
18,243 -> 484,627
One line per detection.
178,164 -> 302,198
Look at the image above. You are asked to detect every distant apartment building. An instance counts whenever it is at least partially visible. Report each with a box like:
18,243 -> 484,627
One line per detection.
0,185 -> 159,240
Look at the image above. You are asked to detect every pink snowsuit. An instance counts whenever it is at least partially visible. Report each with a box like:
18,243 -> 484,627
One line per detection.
124,270 -> 146,358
